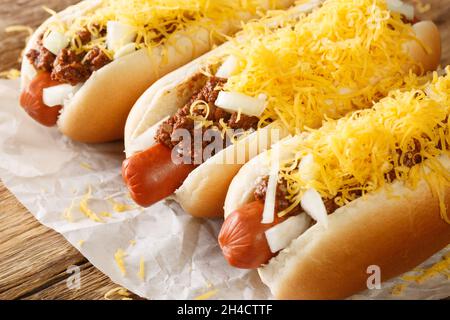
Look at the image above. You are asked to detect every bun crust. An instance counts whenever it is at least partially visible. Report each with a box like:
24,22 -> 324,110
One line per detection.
175,121 -> 289,218
225,144 -> 450,299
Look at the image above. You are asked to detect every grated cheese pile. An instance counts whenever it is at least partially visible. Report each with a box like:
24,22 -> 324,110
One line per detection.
276,69 -> 450,220
222,0 -> 427,132
46,0 -> 281,56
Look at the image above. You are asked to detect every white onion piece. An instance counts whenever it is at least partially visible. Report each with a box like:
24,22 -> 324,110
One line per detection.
43,84 -> 79,107
216,55 -> 238,78
298,153 -> 319,182
215,91 -> 267,117
114,43 -> 136,59
43,31 -> 69,55
295,0 -> 322,13
265,214 -> 311,253
387,0 -> 414,20
301,188 -> 329,228
107,21 -> 136,52
128,116 -> 170,154
262,147 -> 280,224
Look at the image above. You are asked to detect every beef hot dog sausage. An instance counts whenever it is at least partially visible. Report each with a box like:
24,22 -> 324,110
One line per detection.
218,201 -> 287,269
122,143 -> 196,207
19,72 -> 62,127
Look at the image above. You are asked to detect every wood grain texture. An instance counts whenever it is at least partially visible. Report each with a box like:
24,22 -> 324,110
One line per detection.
0,0 -> 449,300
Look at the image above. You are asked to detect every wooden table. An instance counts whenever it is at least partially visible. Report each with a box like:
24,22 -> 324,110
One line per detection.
0,0 -> 449,300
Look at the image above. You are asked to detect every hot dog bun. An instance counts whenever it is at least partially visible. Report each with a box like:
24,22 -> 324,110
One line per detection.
225,138 -> 450,299
21,0 -> 296,143
125,46 -> 289,217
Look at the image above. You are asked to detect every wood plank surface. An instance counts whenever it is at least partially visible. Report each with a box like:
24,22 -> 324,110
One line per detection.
0,0 -> 449,300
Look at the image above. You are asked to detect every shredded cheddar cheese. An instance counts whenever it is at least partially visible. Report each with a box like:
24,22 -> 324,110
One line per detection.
114,248 -> 127,276
194,289 -> 219,300
108,198 -> 137,212
401,252 -> 450,283
391,283 -> 407,296
276,69 -> 450,220
77,240 -> 85,247
138,257 -> 145,281
62,199 -> 76,222
0,69 -> 21,80
218,0 -> 427,133
79,162 -> 93,171
44,0 -> 282,56
104,287 -> 132,300
79,186 -> 104,223
412,0 -> 431,13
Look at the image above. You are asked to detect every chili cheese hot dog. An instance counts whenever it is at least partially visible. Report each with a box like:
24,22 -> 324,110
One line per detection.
123,0 -> 441,218
219,69 -> 450,299
20,0 -> 294,143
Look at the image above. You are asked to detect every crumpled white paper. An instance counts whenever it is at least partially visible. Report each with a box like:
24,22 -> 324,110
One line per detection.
0,79 -> 448,300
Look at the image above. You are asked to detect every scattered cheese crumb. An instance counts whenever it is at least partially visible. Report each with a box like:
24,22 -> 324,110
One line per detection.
62,199 -> 76,223
129,240 -> 137,246
99,211 -> 112,218
104,287 -> 132,300
77,240 -> 85,247
114,248 -> 127,276
5,25 -> 34,35
391,283 -> 407,296
79,162 -> 93,171
138,257 -> 145,281
0,69 -> 21,80
194,289 -> 218,300
401,253 -> 450,283
79,186 -> 104,223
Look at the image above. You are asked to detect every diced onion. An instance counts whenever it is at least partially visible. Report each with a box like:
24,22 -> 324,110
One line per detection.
387,0 -> 414,20
43,31 -> 69,55
128,116 -> 170,154
215,55 -> 238,78
338,87 -> 352,95
298,153 -> 318,182
43,84 -> 80,107
215,91 -> 267,117
300,188 -> 329,228
114,43 -> 136,59
265,214 -> 311,253
107,21 -> 136,52
296,0 -> 322,13
262,147 -> 280,224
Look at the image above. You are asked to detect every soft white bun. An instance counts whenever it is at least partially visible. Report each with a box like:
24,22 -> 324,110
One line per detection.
21,0 -> 295,143
224,138 -> 450,299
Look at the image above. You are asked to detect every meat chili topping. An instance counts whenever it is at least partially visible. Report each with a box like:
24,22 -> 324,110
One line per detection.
155,76 -> 260,164
27,28 -> 112,85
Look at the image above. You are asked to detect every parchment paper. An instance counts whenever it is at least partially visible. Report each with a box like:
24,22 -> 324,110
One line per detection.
0,79 -> 448,299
